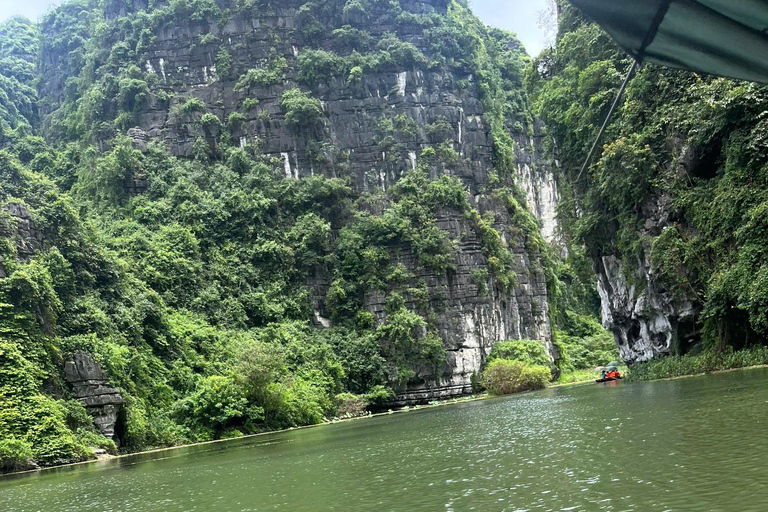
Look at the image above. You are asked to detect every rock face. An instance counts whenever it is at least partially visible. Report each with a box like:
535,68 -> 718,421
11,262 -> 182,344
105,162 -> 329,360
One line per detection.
373,206 -> 556,404
0,203 -> 43,277
63,352 -> 125,438
0,203 -> 42,256
595,254 -> 699,363
41,0 -> 560,402
515,123 -> 562,248
594,192 -> 700,364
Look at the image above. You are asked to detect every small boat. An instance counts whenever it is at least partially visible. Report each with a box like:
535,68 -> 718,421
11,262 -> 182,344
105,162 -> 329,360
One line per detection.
596,362 -> 622,383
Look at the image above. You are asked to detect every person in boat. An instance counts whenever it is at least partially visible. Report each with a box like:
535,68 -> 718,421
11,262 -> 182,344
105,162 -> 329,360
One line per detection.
600,369 -> 607,379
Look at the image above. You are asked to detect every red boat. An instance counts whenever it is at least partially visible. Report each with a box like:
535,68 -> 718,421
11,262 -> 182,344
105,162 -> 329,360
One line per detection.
595,375 -> 622,383
596,363 -> 622,382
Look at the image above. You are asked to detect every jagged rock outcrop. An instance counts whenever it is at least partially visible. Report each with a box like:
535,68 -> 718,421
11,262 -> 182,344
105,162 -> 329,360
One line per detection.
0,203 -> 43,277
63,352 -> 125,439
128,126 -> 150,152
595,254 -> 699,363
594,191 -> 700,363
0,203 -> 42,257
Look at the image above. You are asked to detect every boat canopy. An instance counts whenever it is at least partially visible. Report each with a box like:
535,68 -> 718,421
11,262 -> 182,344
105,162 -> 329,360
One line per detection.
568,0 -> 768,84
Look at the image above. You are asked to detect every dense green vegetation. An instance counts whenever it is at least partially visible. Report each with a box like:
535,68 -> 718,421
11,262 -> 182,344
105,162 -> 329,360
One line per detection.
555,312 -> 616,374
527,2 -> 768,357
481,359 -> 550,395
0,0 -> 616,470
478,339 -> 552,395
476,335 -> 617,392
0,17 -> 38,134
485,339 -> 551,368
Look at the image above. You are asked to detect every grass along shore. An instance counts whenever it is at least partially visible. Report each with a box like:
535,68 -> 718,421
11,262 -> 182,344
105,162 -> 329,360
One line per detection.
553,347 -> 768,385
625,346 -> 768,381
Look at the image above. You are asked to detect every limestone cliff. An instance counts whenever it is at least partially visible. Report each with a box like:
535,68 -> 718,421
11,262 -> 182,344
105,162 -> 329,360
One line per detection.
593,187 -> 701,364
38,0 -> 559,402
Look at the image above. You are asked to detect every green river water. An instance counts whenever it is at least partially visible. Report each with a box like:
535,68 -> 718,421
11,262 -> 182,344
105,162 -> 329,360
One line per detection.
2,368 -> 768,511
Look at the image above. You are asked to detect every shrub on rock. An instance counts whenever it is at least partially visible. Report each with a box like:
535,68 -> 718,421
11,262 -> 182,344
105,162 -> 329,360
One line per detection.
0,437 -> 35,473
481,359 -> 550,395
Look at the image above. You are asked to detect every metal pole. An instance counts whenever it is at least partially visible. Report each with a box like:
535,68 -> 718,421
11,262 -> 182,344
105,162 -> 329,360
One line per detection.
575,58 -> 640,183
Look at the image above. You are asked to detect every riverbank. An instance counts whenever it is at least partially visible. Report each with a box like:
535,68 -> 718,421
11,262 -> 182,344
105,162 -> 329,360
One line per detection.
626,346 -> 768,381
1,392 -> 497,477
1,374 -> 608,476
554,348 -> 768,385
13,354 -> 763,478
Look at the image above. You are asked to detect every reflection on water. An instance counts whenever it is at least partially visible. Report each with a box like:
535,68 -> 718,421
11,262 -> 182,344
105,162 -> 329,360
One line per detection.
2,368 -> 768,511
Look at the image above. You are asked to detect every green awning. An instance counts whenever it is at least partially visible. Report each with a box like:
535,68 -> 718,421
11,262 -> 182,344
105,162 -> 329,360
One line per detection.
569,0 -> 768,84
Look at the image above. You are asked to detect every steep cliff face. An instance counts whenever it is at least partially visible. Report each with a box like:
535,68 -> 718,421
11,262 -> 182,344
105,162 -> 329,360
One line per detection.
379,202 -> 555,403
515,126 -> 561,247
529,3 -> 768,364
40,1 -> 507,193
37,0 -> 558,402
591,182 -> 701,363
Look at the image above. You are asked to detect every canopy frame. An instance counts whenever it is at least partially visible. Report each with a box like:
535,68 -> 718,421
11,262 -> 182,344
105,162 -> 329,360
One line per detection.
576,0 -> 672,182
570,0 -> 768,181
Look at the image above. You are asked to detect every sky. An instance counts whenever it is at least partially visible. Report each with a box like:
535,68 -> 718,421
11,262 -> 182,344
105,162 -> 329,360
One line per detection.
0,0 -> 550,57
472,0 -> 551,56
0,0 -> 56,22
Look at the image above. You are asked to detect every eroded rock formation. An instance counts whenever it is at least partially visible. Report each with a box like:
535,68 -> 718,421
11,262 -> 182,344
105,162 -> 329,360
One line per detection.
64,352 -> 125,438
594,192 -> 701,364
595,254 -> 699,363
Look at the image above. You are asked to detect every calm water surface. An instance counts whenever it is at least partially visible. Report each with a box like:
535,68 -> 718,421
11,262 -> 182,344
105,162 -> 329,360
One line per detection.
2,368 -> 768,511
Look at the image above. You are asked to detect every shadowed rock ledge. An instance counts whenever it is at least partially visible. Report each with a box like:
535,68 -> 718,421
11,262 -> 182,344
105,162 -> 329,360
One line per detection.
64,352 -> 125,439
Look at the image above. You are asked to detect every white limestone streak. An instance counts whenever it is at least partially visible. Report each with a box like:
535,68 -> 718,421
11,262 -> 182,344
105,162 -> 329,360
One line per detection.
314,310 -> 331,328
159,58 -> 167,83
516,163 -> 560,244
458,107 -> 464,145
201,64 -> 218,85
282,152 -> 292,178
397,71 -> 407,96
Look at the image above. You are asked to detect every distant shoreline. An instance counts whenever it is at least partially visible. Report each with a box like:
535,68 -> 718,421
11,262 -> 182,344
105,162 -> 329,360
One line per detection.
0,374 -> 611,478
